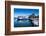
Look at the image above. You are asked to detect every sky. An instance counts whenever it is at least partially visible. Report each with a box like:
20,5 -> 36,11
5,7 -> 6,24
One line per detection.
14,8 -> 39,17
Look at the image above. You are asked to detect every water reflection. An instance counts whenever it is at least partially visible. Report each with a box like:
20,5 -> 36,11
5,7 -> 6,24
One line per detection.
14,18 -> 38,27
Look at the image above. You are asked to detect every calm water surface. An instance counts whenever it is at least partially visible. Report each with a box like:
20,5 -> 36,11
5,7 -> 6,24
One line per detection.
14,18 -> 35,27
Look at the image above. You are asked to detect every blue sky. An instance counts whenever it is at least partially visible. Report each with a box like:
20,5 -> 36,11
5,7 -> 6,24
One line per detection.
14,8 -> 39,17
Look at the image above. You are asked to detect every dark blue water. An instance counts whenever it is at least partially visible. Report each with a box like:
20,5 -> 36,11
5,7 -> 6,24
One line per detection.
14,18 -> 35,27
